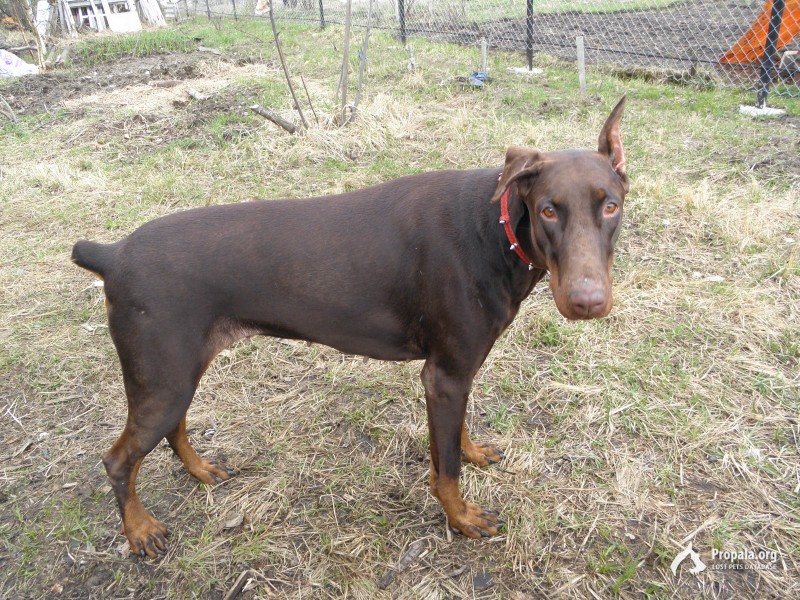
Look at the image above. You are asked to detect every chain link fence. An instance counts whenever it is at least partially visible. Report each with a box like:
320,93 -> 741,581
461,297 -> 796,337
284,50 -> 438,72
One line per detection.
193,0 -> 800,98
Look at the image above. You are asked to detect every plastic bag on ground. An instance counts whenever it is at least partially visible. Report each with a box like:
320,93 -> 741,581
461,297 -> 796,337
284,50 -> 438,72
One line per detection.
0,49 -> 39,77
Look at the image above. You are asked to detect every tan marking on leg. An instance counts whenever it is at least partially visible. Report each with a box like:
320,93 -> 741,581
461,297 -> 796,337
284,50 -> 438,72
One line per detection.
119,457 -> 169,559
431,472 -> 502,539
460,424 -> 504,467
166,417 -> 234,484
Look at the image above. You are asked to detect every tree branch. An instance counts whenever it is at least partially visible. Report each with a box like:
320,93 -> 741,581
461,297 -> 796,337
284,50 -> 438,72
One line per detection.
250,104 -> 301,134
268,5 -> 309,130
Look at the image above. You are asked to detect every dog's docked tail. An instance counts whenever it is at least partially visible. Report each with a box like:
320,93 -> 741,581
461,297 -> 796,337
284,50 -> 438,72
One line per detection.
71,240 -> 116,279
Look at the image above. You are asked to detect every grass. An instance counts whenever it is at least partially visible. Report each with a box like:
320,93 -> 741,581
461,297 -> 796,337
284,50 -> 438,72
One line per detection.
1,14 -> 799,600
72,29 -> 196,65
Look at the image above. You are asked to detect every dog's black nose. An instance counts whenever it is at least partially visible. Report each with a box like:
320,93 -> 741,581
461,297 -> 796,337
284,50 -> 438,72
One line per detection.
567,281 -> 607,318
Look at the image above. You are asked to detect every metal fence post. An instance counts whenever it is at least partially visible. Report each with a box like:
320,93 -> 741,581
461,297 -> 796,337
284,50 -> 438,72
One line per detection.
526,0 -> 533,71
232,0 -> 237,20
756,0 -> 786,108
398,0 -> 406,45
319,0 -> 325,29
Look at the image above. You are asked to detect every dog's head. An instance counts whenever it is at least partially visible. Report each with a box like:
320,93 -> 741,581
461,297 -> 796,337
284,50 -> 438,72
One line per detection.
492,97 -> 628,320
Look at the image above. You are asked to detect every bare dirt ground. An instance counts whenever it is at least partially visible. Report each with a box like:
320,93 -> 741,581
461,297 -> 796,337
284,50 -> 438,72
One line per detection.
476,1 -> 767,68
1,51 -> 257,115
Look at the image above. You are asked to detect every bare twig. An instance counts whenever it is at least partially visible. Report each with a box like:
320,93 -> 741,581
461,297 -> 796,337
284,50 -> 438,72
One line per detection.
22,2 -> 46,68
0,95 -> 17,123
376,538 -> 427,589
396,539 -> 427,571
250,104 -> 301,135
299,75 -> 319,126
268,4 -> 309,129
187,88 -> 209,101
148,80 -> 183,88
337,0 -> 353,122
223,569 -> 253,600
350,0 -> 374,122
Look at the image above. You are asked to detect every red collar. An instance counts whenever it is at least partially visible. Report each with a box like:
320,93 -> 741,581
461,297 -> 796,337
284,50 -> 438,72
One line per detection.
499,187 -> 535,270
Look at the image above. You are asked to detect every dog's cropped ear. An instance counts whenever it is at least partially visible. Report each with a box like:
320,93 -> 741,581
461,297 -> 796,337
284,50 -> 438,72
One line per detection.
598,96 -> 629,192
491,146 -> 543,203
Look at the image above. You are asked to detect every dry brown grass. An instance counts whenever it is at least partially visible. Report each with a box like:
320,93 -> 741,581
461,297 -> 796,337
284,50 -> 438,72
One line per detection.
1,20 -> 799,600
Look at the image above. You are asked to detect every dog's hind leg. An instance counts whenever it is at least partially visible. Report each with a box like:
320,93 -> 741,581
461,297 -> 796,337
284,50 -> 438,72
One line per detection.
103,392 -> 192,559
104,424 -> 173,558
164,317 -> 254,484
103,311 -> 219,558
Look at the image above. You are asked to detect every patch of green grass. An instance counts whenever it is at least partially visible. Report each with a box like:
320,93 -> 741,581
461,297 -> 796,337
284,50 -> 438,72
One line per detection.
587,542 -> 622,575
0,121 -> 33,140
611,551 -> 640,595
484,402 -> 521,433
643,581 -> 669,599
531,315 -> 564,347
55,499 -> 97,545
183,19 -> 273,50
72,30 -> 196,66
651,540 -> 674,570
230,526 -> 275,563
711,520 -> 734,552
253,79 -> 295,110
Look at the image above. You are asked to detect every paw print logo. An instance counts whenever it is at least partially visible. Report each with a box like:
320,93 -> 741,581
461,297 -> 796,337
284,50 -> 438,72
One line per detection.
671,542 -> 707,575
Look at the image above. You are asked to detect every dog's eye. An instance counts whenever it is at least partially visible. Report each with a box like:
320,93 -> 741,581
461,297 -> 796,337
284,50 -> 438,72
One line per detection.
603,201 -> 619,216
541,206 -> 557,220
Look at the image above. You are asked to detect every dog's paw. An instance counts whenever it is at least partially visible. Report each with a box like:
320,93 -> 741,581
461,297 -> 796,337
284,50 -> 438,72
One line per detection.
461,442 -> 505,467
448,502 -> 505,538
189,458 -> 237,485
123,513 -> 170,559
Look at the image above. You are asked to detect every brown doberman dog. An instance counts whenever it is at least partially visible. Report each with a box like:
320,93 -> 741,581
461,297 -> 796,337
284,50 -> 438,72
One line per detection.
72,98 -> 629,558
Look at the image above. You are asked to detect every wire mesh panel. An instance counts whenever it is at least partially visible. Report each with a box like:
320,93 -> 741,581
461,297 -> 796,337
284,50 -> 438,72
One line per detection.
263,0 -> 800,97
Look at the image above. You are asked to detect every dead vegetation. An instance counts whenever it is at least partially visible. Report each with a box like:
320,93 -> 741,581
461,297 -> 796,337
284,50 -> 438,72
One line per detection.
0,20 -> 799,600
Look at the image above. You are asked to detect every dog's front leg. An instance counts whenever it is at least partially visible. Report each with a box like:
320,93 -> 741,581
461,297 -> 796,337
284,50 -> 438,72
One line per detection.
421,359 -> 503,538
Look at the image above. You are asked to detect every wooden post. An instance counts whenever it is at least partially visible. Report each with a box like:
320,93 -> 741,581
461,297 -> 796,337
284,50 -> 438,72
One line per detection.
576,35 -> 586,97
88,0 -> 104,31
480,37 -> 487,73
59,0 -> 78,38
